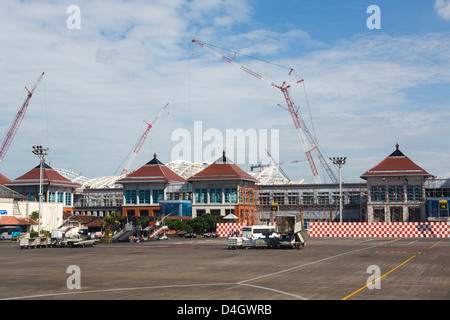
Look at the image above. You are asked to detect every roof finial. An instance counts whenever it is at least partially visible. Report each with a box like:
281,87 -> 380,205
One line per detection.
153,152 -> 157,159
396,142 -> 399,150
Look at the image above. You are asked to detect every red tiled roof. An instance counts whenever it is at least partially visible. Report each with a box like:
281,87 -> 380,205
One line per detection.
188,152 -> 258,182
361,144 -> 430,179
0,173 -> 10,185
6,163 -> 81,188
118,155 -> 186,184
0,216 -> 38,226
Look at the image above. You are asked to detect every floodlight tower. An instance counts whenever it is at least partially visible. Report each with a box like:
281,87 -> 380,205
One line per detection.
32,145 -> 49,237
330,157 -> 346,223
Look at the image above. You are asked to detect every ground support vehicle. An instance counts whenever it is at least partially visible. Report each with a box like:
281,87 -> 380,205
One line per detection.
18,227 -> 97,249
227,215 -> 307,250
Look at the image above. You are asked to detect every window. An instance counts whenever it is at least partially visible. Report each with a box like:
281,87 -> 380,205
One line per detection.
317,192 -> 330,205
373,208 -> 385,222
348,192 -> 361,204
65,193 -> 72,206
210,188 -> 222,203
152,189 -> 164,204
302,192 -> 314,205
370,186 -> 386,202
388,185 -> 404,202
407,185 -> 422,202
224,188 -> 237,203
139,190 -> 150,204
25,192 -> 34,202
57,192 -> 64,203
195,189 -> 207,203
287,192 -> 299,205
273,193 -> 285,205
48,192 -> 56,203
125,190 -> 137,204
259,193 -> 270,206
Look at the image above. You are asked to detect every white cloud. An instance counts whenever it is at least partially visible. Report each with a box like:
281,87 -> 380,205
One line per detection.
0,0 -> 449,184
434,0 -> 450,20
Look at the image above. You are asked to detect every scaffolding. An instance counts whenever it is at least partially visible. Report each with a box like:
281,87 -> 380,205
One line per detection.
255,183 -> 367,223
365,178 -> 428,222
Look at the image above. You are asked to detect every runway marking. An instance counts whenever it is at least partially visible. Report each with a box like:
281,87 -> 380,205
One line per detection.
237,239 -> 399,285
342,239 -> 444,300
0,252 -> 97,265
1,238 -> 433,300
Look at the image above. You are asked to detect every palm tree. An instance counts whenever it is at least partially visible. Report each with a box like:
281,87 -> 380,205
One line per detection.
102,211 -> 124,232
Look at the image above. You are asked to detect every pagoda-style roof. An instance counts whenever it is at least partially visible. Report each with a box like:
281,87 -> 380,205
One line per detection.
118,154 -> 186,184
0,173 -> 11,186
188,151 -> 258,182
361,143 -> 431,179
6,163 -> 81,188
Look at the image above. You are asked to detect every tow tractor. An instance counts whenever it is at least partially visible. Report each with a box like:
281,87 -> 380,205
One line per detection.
227,214 -> 307,250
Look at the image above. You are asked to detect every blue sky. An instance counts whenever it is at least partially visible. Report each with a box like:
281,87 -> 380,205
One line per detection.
0,0 -> 450,184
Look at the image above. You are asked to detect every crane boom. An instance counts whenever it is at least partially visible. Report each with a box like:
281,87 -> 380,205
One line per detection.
120,103 -> 169,176
192,39 -> 337,183
0,72 -> 45,163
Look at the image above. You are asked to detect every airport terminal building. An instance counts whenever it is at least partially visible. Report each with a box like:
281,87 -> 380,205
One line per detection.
2,144 -> 450,228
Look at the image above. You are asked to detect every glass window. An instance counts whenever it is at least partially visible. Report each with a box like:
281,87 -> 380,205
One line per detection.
195,189 -> 207,203
57,192 -> 64,203
65,193 -> 72,206
273,193 -> 285,205
152,189 -> 164,204
224,188 -> 237,203
139,190 -> 150,204
407,185 -> 422,202
25,192 -> 34,202
210,188 -> 222,203
388,185 -> 404,202
370,186 -> 386,202
125,190 -> 137,204
48,192 -> 56,203
302,192 -> 314,205
287,192 -> 299,205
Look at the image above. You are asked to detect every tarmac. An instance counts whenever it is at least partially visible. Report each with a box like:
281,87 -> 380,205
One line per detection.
0,236 -> 449,301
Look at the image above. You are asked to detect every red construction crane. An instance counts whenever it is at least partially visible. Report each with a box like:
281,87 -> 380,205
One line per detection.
120,103 -> 169,176
191,39 -> 337,183
0,72 -> 45,163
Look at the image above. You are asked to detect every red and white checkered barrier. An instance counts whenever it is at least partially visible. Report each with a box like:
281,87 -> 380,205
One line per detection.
216,223 -> 244,237
309,222 -> 450,238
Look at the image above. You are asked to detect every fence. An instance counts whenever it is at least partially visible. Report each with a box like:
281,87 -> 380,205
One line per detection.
216,223 -> 244,237
309,222 -> 450,238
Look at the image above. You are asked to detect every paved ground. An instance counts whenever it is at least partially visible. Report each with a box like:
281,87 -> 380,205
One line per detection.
0,237 -> 449,301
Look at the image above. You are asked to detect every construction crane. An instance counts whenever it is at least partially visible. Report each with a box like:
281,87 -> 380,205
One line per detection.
119,103 -> 169,176
0,72 -> 45,164
251,159 -> 304,172
191,39 -> 338,184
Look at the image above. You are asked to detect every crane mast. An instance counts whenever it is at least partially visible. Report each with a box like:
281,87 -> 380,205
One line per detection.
120,103 -> 169,176
0,72 -> 45,163
191,39 -> 337,183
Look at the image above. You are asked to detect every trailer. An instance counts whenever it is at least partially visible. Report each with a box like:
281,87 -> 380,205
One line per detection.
227,215 -> 307,250
18,226 -> 97,249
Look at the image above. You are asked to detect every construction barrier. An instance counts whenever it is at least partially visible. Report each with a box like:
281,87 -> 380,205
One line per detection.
309,222 -> 450,238
216,223 -> 244,237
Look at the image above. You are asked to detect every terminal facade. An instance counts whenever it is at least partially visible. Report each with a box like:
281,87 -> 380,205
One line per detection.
2,144 -> 450,228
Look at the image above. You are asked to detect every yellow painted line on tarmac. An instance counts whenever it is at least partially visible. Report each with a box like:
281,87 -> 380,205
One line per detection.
342,239 -> 444,300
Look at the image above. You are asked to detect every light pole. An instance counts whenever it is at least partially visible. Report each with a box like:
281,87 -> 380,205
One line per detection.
32,145 -> 49,237
330,157 -> 346,223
